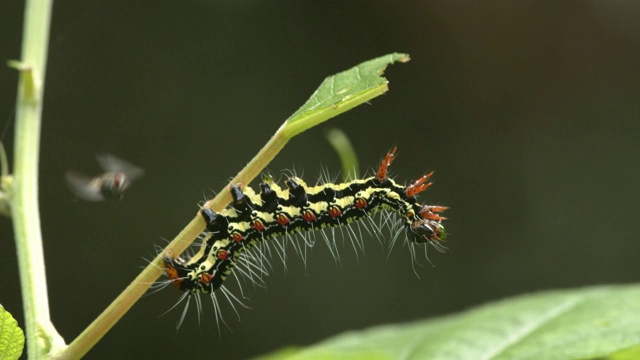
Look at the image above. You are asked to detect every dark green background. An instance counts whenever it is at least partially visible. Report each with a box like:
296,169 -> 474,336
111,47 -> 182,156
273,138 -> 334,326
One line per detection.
1,2 -> 639,359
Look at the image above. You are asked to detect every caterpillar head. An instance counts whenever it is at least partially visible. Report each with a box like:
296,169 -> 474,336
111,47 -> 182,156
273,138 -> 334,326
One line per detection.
410,219 -> 446,242
410,205 -> 448,242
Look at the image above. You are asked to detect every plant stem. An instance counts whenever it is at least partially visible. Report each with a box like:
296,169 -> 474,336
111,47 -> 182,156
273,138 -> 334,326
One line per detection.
12,0 -> 65,358
54,53 -> 402,358
57,81 -> 386,358
57,127 -> 291,359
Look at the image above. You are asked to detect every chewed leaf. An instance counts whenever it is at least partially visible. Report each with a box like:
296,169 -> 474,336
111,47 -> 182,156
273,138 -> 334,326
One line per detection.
283,53 -> 410,137
0,305 -> 25,360
271,285 -> 640,360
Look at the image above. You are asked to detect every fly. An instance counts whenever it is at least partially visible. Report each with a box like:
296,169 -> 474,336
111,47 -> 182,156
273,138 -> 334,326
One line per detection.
65,154 -> 144,201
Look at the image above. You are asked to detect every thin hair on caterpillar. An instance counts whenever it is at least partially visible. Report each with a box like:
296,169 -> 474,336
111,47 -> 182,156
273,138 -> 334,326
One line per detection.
158,147 -> 447,329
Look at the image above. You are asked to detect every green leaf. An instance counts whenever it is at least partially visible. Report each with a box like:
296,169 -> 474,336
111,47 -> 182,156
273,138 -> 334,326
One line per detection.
271,285 -> 640,360
607,345 -> 640,360
282,53 -> 410,138
326,128 -> 359,182
7,60 -> 38,104
0,305 -> 25,360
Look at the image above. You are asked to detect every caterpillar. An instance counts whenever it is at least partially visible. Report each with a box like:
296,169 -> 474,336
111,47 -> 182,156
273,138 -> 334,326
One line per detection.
160,148 -> 447,324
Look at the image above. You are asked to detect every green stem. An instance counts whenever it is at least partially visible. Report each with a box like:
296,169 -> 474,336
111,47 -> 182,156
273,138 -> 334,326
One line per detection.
53,53 -> 401,358
11,0 -> 65,358
57,127 -> 291,359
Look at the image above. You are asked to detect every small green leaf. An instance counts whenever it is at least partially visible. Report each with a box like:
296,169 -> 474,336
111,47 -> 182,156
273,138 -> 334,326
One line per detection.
283,53 -> 410,138
272,285 -> 640,360
0,305 -> 25,360
326,128 -> 359,181
7,60 -> 38,104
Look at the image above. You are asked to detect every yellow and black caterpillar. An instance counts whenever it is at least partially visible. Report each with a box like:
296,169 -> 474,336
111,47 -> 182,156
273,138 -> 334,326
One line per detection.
163,148 -> 447,296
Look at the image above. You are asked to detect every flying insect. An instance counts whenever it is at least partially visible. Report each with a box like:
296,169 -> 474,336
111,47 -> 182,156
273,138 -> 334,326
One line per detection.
65,154 -> 144,201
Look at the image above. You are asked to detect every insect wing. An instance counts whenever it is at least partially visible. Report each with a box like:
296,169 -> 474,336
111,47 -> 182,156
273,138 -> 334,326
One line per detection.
96,154 -> 145,181
65,171 -> 105,201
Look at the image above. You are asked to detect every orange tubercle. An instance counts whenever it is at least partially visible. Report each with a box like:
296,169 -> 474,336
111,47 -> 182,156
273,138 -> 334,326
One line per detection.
376,147 -> 398,182
404,171 -> 435,197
